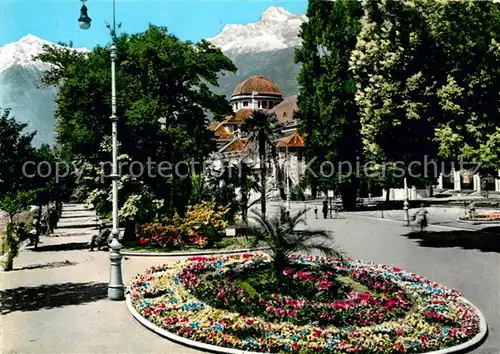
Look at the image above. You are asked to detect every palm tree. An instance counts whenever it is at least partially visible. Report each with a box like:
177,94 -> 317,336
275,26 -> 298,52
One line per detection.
242,110 -> 281,218
236,159 -> 261,224
247,206 -> 342,287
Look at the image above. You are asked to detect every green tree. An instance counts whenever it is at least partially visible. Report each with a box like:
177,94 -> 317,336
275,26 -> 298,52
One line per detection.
0,108 -> 38,270
247,206 -> 342,288
0,108 -> 36,198
295,0 -> 363,209
427,0 -> 500,173
351,0 -> 500,192
37,25 -> 236,225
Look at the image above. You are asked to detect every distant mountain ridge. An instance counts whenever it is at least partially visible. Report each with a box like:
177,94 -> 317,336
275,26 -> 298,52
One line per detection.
0,6 -> 304,146
207,6 -> 306,56
0,34 -> 88,147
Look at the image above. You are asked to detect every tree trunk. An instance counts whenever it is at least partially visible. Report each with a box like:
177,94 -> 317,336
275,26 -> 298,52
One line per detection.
122,219 -> 137,243
259,132 -> 266,217
241,190 -> 248,224
311,182 -> 318,199
340,178 -> 358,211
425,183 -> 434,198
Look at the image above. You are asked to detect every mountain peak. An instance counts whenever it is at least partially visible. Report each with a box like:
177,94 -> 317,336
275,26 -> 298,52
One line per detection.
0,35 -> 88,73
19,33 -> 43,43
261,6 -> 293,22
208,6 -> 306,55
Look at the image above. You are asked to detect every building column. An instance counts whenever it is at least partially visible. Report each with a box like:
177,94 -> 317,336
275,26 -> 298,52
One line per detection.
252,91 -> 258,110
453,169 -> 462,191
437,173 -> 444,190
496,171 -> 500,192
473,174 -> 481,191
411,186 -> 417,200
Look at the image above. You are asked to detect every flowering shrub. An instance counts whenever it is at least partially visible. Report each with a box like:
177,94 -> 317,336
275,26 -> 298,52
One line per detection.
179,201 -> 228,247
471,212 -> 500,221
128,254 -> 481,353
460,212 -> 500,221
136,222 -> 184,249
135,201 -> 229,250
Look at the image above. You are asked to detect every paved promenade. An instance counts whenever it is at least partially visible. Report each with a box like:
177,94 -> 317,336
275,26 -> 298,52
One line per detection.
1,203 -> 498,353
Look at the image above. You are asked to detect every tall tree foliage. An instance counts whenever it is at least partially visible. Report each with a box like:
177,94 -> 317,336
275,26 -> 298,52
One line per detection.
351,0 -> 500,188
427,0 -> 500,173
0,108 -> 39,271
0,108 -> 37,197
295,0 -> 363,209
37,25 -> 236,217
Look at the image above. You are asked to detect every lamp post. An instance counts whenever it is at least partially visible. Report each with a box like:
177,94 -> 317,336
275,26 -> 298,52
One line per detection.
285,147 -> 291,213
403,177 -> 410,226
78,0 -> 124,301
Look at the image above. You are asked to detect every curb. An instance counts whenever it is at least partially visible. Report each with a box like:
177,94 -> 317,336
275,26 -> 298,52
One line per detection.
126,295 -> 488,354
423,298 -> 488,354
126,295 -> 267,354
121,246 -> 271,257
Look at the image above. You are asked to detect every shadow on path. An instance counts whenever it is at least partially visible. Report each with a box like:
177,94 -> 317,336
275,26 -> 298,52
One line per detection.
13,260 -> 77,271
403,227 -> 500,253
0,282 -> 108,314
30,242 -> 89,252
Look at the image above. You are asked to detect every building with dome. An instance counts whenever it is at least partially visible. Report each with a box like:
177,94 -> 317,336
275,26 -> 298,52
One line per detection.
210,75 -> 303,154
208,75 -> 306,201
230,76 -> 283,112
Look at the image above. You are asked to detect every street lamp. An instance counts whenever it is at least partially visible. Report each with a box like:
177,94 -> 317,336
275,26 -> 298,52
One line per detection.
403,177 -> 410,226
78,0 -> 124,301
285,147 -> 291,213
78,0 -> 91,30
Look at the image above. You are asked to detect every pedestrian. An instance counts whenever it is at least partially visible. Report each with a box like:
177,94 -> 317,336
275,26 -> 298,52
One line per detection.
17,223 -> 29,242
49,206 -> 58,232
29,218 -> 41,248
322,199 -> 328,219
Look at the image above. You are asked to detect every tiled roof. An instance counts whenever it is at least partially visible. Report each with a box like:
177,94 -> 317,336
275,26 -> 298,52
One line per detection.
208,120 -> 220,131
276,131 -> 304,148
220,138 -> 249,153
224,108 -> 253,124
270,95 -> 297,124
213,124 -> 233,138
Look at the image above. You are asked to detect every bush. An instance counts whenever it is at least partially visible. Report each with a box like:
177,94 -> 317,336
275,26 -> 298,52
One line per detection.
179,201 -> 228,247
135,201 -> 229,250
1,222 -> 21,271
136,222 -> 184,249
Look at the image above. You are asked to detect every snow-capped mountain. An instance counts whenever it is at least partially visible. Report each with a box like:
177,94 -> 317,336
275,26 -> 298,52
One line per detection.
0,34 -> 88,73
207,6 -> 306,55
0,35 -> 88,146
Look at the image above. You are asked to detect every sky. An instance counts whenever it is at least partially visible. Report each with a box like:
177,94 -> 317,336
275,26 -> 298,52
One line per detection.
1,0 -> 308,48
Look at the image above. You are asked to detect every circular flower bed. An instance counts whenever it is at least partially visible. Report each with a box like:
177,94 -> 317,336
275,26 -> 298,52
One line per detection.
128,254 -> 482,353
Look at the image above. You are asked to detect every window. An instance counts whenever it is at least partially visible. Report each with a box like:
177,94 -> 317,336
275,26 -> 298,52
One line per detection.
268,101 -> 273,108
243,101 -> 248,107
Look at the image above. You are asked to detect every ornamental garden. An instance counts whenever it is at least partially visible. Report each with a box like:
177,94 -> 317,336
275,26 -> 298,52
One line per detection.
127,208 -> 484,354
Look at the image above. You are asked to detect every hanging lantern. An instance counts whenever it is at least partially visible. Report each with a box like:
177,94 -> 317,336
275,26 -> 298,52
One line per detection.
78,0 -> 92,30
